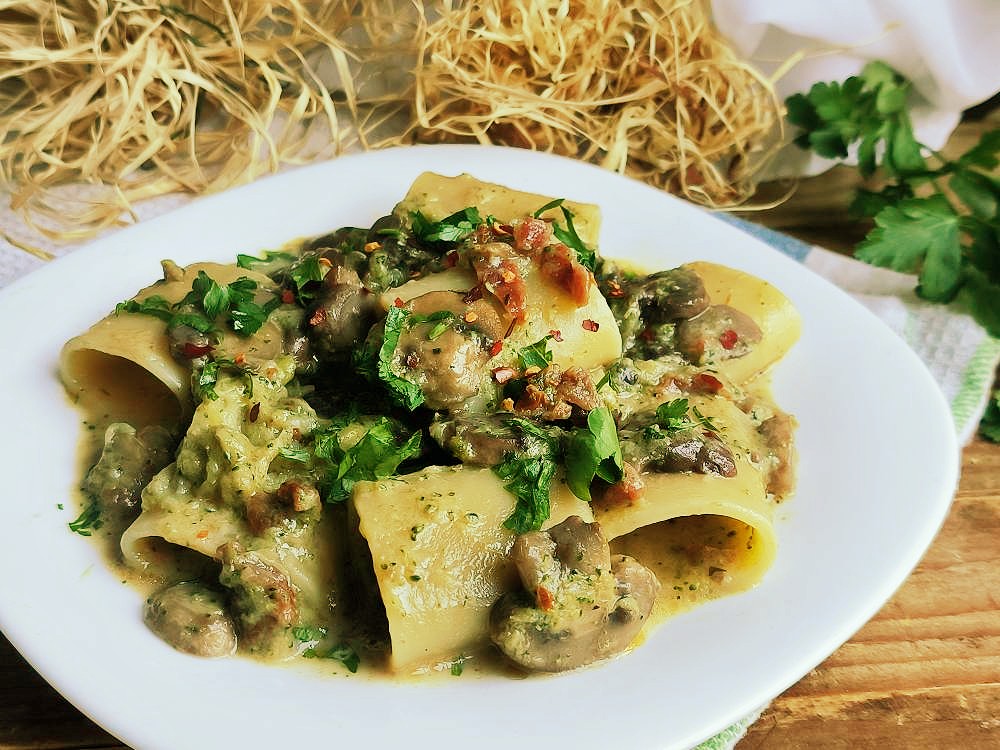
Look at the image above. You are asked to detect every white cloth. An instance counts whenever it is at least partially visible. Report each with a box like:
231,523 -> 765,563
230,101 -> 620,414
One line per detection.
713,0 -> 1000,176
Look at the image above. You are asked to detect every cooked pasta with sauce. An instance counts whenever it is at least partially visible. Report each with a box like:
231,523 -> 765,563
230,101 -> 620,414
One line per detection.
60,173 -> 800,676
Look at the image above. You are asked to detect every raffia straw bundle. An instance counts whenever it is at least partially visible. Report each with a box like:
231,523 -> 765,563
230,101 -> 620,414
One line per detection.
408,0 -> 781,207
0,1 -> 355,240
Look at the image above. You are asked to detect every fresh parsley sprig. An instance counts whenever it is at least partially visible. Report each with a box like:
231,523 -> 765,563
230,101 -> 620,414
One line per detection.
313,416 -> 422,502
647,398 -> 722,438
410,207 -> 485,245
354,306 -> 426,410
786,61 -> 1000,335
117,270 -> 281,338
516,334 -> 555,369
494,419 -> 559,534
564,406 -> 624,502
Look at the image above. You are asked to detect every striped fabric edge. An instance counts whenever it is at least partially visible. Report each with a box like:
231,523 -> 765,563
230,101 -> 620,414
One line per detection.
950,336 -> 1000,440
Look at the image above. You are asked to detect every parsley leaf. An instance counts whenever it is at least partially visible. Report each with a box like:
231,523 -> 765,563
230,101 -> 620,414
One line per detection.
292,625 -> 328,642
284,255 -> 328,304
652,398 -> 722,435
278,446 -> 311,463
318,417 -> 422,502
410,207 -> 483,244
565,407 -> 624,502
115,295 -> 173,322
369,306 -> 426,410
118,271 -> 280,337
980,390 -> 1000,443
855,195 -> 962,302
536,199 -> 597,271
193,359 -> 224,401
236,249 -> 296,270
494,419 -> 559,533
301,641 -> 360,673
785,61 -> 924,178
68,501 -> 102,536
517,335 -> 554,369
787,61 -> 1000,335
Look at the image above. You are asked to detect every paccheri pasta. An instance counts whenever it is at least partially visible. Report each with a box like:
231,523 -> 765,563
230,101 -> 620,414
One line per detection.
60,173 -> 800,676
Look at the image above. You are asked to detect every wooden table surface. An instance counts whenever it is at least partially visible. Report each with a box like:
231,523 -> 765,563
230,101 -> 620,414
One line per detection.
1,113 -> 997,750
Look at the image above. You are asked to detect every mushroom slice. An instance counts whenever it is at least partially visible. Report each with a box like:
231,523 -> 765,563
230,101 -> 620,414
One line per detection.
144,581 -> 238,658
490,516 -> 659,672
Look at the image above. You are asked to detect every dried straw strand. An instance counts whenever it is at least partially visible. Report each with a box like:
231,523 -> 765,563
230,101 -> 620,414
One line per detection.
0,0 -> 357,240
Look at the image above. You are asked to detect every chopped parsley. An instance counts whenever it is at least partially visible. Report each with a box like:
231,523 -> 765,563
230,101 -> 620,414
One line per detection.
565,406 -> 624,502
410,206 -> 484,245
68,502 -> 102,536
517,334 -> 555,370
494,419 -> 559,533
236,249 -> 296,270
367,306 -> 426,410
117,270 -> 281,338
315,417 -> 422,502
650,398 -> 723,436
534,198 -> 596,271
301,641 -> 360,673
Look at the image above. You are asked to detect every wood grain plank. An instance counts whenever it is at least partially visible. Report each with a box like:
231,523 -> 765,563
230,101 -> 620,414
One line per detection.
739,438 -> 1000,748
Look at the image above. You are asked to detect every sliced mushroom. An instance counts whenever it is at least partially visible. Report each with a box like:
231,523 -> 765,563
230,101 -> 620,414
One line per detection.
217,542 -> 298,651
144,581 -> 238,658
82,423 -> 174,526
307,265 -> 378,357
637,267 -> 710,323
392,290 -> 506,411
490,516 -> 660,672
429,414 -> 521,466
758,411 -> 798,497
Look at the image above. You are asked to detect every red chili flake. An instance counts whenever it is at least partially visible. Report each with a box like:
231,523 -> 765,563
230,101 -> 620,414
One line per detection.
234,352 -> 247,366
582,319 -> 600,332
496,223 -> 514,235
309,307 -> 327,326
444,251 -> 459,268
181,341 -> 213,358
504,317 -> 517,339
489,340 -> 503,358
692,373 -> 724,394
548,329 -> 563,342
462,285 -> 484,304
719,329 -> 739,350
393,297 -> 405,308
248,402 -> 261,422
640,327 -> 656,342
280,288 -> 295,304
536,586 -> 554,611
606,279 -> 626,298
492,366 -> 517,384
196,530 -> 209,540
